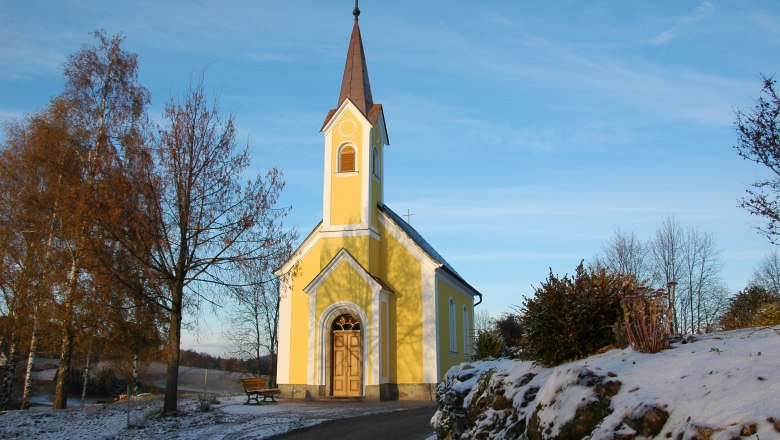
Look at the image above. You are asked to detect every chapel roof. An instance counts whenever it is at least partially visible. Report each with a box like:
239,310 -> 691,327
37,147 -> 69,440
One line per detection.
321,6 -> 383,130
378,204 -> 482,300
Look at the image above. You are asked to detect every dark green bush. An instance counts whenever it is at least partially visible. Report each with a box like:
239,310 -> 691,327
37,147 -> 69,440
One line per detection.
474,330 -> 504,360
518,262 -> 636,366
494,313 -> 523,350
720,285 -> 780,330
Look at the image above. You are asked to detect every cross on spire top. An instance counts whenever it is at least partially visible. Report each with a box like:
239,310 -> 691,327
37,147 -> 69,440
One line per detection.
353,0 -> 360,21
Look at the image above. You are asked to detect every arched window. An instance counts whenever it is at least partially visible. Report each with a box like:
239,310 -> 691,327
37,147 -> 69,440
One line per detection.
463,306 -> 470,356
332,314 -> 361,331
449,298 -> 456,353
339,145 -> 356,173
372,147 -> 380,177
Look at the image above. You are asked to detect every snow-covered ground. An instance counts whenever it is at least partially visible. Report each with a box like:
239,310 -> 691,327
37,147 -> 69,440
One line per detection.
435,327 -> 780,439
6,328 -> 778,439
0,394 -> 433,439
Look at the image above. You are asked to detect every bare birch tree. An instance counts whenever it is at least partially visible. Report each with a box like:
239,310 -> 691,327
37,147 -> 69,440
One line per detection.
96,76 -> 289,414
595,229 -> 651,282
751,250 -> 780,292
647,217 -> 727,334
681,228 -> 723,334
649,217 -> 685,333
49,30 -> 149,410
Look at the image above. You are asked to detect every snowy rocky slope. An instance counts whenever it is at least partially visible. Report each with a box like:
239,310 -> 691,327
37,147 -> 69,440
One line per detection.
433,327 -> 780,440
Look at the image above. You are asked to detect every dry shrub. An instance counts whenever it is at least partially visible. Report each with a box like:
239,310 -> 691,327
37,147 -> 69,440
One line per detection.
621,287 -> 669,353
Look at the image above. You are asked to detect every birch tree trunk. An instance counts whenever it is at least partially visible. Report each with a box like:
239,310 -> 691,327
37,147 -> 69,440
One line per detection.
132,353 -> 139,396
53,257 -> 79,410
80,341 -> 92,406
20,317 -> 38,410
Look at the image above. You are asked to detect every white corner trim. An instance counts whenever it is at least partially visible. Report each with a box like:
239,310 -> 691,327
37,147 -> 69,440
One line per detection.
276,273 -> 292,384
323,129 -> 333,229
423,264 -> 438,383
379,293 -> 390,383
361,122 -> 371,231
308,286 -> 317,385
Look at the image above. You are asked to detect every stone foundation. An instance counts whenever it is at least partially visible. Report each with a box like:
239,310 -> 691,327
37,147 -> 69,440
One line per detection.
278,383 -> 437,401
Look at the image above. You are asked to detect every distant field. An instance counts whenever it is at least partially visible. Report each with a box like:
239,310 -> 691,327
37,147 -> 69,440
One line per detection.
143,362 -> 245,393
32,362 -> 246,395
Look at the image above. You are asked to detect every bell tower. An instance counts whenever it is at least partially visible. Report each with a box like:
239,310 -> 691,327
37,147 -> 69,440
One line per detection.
320,2 -> 388,235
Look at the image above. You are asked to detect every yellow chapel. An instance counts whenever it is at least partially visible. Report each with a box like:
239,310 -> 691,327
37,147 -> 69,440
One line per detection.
274,5 -> 482,400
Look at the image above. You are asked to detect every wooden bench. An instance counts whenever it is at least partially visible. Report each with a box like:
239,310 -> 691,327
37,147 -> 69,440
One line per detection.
240,377 -> 281,404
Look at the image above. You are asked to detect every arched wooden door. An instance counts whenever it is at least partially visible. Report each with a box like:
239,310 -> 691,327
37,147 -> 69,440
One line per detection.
331,314 -> 362,397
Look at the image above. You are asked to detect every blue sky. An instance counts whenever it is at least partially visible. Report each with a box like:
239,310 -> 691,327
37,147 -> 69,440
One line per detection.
2,1 -> 780,354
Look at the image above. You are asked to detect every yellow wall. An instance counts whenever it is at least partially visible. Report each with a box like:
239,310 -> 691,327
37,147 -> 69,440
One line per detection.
370,178 -> 381,229
330,110 -> 363,226
378,224 -> 424,384
437,278 -> 473,378
380,302 -> 388,378
286,234 -> 372,384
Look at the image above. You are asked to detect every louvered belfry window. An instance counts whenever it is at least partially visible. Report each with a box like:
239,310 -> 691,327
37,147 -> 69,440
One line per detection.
339,146 -> 356,173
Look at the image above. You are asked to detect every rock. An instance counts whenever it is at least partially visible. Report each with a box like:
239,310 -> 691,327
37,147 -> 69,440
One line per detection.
527,366 -> 621,440
624,403 -> 670,437
686,423 -> 723,440
520,386 -> 539,408
517,372 -> 536,387
492,393 -> 511,411
614,431 -> 637,440
740,423 -> 757,436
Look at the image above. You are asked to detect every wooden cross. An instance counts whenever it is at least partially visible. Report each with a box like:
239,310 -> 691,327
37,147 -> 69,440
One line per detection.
404,209 -> 415,224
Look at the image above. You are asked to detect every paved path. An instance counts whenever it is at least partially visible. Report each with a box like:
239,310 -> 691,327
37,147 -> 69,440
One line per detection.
270,403 -> 438,440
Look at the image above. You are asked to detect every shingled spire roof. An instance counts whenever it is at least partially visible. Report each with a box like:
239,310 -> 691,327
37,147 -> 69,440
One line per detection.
321,3 -> 384,131
338,18 -> 373,116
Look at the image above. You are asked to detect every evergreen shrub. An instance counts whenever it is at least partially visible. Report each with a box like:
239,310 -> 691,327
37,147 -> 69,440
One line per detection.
474,330 -> 504,360
517,262 -> 636,366
720,285 -> 780,330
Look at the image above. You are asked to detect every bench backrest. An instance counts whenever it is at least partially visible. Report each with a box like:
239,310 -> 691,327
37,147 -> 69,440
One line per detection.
241,377 -> 268,390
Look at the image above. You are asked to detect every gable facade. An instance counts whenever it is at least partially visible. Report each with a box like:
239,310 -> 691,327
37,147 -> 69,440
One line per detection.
274,7 -> 481,401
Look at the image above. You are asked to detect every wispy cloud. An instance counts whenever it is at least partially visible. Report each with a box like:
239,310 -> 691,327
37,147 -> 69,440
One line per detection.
0,40 -> 70,81
246,53 -> 296,63
649,2 -> 715,45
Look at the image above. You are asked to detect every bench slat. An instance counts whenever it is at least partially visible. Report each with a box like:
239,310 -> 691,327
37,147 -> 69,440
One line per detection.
240,377 -> 281,404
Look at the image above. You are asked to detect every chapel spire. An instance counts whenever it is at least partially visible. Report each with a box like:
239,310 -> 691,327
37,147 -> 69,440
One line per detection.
338,1 -> 373,116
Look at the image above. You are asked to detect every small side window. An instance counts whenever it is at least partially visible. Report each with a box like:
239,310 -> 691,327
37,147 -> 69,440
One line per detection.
372,147 -> 380,177
449,298 -> 457,353
339,146 -> 356,173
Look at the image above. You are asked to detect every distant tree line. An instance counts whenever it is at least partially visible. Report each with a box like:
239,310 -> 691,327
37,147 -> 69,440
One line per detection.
178,349 -> 274,375
0,31 -> 295,413
474,217 -> 780,367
